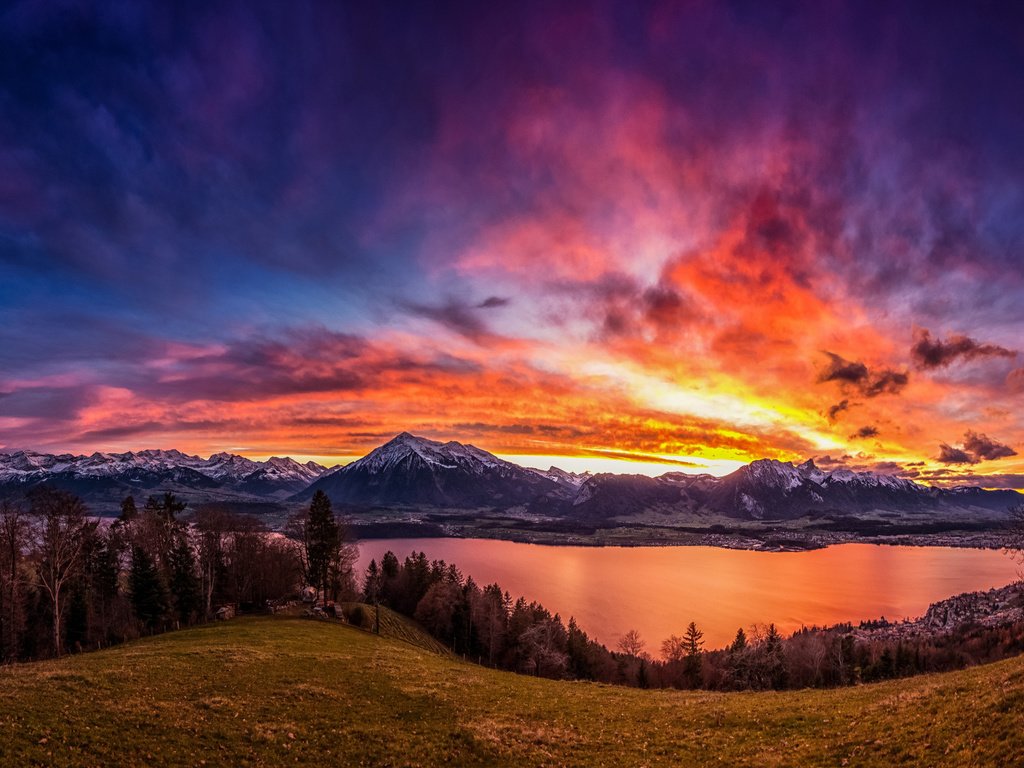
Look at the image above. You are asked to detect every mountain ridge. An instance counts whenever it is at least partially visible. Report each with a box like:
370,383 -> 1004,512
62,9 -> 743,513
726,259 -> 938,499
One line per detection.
1,436 -> 1019,525
0,448 -> 331,509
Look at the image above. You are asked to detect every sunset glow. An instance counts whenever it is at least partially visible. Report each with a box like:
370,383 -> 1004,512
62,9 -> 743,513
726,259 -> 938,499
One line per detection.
1,2 -> 1022,488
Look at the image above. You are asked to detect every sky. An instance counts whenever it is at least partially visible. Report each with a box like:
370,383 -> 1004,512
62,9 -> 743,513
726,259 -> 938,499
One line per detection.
1,1 -> 1023,486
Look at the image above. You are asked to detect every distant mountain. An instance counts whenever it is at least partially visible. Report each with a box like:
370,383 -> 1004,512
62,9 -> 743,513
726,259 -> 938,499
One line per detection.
296,432 -> 561,507
565,458 -> 1019,522
2,439 -> 1017,527
298,436 -> 1018,524
0,449 -> 328,511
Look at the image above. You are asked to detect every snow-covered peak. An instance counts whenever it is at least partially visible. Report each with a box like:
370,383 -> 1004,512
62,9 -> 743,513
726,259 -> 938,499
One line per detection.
0,449 -> 329,485
823,467 -> 918,492
261,456 -> 326,481
745,459 -> 805,490
796,459 -> 827,484
530,466 -> 592,488
345,433 -> 519,475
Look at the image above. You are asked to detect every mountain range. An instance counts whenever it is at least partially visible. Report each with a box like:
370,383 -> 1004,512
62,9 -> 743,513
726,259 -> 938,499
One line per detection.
1,434 -> 1018,526
0,449 -> 328,510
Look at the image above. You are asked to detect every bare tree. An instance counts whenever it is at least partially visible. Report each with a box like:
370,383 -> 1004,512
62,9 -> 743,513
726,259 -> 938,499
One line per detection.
617,628 -> 646,658
661,634 -> 686,663
191,506 -> 233,620
28,488 -> 92,657
0,500 -> 28,661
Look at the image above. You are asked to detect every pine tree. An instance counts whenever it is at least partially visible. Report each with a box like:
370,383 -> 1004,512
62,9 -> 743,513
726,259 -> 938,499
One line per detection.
683,621 -> 705,687
305,490 -> 339,604
763,623 -> 788,689
168,536 -> 201,626
119,496 -> 138,523
730,627 -> 747,652
130,546 -> 168,631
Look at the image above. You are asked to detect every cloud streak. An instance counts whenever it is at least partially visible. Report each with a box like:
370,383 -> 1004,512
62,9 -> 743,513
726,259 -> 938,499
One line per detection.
911,328 -> 1015,370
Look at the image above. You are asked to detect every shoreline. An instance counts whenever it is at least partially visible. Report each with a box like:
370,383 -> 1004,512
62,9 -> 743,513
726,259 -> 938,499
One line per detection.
351,524 -> 1014,553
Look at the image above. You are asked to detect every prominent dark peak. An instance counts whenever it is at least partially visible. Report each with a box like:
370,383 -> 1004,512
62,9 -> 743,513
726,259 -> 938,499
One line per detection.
798,458 -> 817,472
298,432 -> 558,507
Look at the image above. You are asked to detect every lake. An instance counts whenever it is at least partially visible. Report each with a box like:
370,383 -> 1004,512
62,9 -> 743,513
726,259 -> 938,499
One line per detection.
355,538 -> 1022,649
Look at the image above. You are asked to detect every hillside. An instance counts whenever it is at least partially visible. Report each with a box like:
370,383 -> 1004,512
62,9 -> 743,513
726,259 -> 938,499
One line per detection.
0,617 -> 1022,766
338,601 -> 452,656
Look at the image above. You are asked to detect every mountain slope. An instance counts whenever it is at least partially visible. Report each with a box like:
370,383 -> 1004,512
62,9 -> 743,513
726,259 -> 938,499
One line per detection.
0,616 -> 1021,766
567,458 -> 1020,523
296,432 -> 562,507
0,449 -> 328,510
2,440 -> 1017,525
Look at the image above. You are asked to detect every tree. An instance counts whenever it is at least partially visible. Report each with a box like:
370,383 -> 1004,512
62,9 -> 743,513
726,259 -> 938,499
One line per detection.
725,627 -> 751,689
119,496 -> 138,524
28,488 -> 92,656
191,506 -> 233,620
683,621 -> 705,686
130,545 -> 168,630
168,536 -> 201,625
290,490 -> 339,604
363,559 -> 382,633
763,623 -> 788,689
519,618 -> 569,678
661,634 -> 686,663
730,627 -> 748,653
0,500 -> 28,661
617,628 -> 646,658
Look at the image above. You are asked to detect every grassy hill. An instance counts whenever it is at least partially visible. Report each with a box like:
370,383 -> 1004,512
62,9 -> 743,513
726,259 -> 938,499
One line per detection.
338,601 -> 452,656
1,617 -> 1022,766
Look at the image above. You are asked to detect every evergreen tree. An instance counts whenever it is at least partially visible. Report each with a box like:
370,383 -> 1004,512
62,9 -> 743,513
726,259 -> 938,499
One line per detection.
168,537 -> 201,625
64,581 -> 89,651
683,621 -> 704,687
130,546 -> 168,630
763,623 -> 788,689
730,627 -> 747,652
363,559 -> 382,634
305,490 -> 339,603
119,495 -> 138,524
0,500 -> 27,662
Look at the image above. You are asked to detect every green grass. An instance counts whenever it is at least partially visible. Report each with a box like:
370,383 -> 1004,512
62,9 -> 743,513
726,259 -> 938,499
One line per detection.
338,602 -> 452,656
1,617 -> 1023,766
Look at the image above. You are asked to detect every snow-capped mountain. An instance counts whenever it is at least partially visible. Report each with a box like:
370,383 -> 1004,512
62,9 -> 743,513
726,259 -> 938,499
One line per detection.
565,458 -> 1018,522
1,439 -> 1016,525
0,449 -> 329,509
297,437 -> 1017,522
529,466 -> 593,489
296,432 -> 562,507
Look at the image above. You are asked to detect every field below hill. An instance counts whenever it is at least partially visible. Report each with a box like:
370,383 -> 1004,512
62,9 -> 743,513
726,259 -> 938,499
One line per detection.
0,615 -> 1022,767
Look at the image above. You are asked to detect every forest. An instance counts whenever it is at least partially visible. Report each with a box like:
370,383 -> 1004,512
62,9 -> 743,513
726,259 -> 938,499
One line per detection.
2,486 -> 1023,693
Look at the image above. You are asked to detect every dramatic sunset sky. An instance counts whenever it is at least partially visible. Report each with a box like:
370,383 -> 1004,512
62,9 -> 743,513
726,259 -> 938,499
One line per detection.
1,2 -> 1022,486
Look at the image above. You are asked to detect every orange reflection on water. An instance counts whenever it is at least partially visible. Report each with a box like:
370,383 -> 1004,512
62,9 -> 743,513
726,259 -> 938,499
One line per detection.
356,539 -> 1022,650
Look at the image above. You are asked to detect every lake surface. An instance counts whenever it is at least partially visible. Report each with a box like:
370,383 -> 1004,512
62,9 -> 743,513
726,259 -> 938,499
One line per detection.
356,538 -> 1022,649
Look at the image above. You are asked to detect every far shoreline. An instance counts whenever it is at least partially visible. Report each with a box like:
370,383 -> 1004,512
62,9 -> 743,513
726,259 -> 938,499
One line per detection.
350,526 -> 1015,553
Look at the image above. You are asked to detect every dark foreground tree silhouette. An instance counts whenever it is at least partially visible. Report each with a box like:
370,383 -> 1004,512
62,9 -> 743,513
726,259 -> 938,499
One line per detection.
288,490 -> 357,604
683,621 -> 705,686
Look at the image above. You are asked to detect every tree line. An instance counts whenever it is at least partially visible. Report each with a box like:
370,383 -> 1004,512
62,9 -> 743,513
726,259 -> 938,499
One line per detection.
4,485 -> 1022,692
0,487 -> 355,662
360,548 -> 1024,691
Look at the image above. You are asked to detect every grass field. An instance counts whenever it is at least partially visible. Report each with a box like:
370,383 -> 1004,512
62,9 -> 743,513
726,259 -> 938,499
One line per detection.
1,615 -> 1023,767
